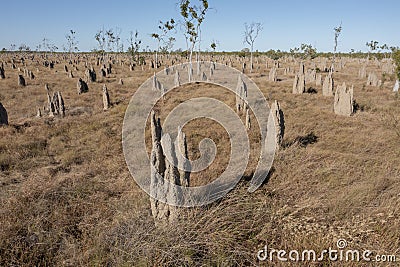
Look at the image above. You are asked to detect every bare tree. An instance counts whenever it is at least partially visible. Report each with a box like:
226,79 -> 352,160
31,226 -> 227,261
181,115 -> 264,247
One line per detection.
95,27 -> 106,61
65,30 -> 79,60
160,37 -> 176,53
243,22 -> 262,72
40,38 -> 57,56
114,27 -> 122,53
42,37 -> 50,54
128,30 -> 141,64
48,43 -> 58,56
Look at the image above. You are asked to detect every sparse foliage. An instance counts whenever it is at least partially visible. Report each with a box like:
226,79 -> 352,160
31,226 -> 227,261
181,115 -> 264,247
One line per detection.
95,27 -> 107,60
178,0 -> 209,63
333,23 -> 342,55
243,22 -> 262,72
290,44 -> 317,59
210,39 -> 218,53
393,48 -> 400,81
366,40 -> 379,59
106,28 -> 116,52
18,44 -> 30,52
65,30 -> 79,59
300,43 -> 317,59
127,30 -> 141,63
114,27 -> 122,53
332,23 -> 342,69
160,37 -> 176,53
151,19 -> 175,67
40,38 -> 57,54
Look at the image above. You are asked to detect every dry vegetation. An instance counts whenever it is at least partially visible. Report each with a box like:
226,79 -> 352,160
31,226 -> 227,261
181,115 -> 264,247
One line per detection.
0,53 -> 399,266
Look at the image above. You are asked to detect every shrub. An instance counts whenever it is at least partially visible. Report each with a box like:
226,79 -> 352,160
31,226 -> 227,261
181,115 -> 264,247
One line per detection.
393,49 -> 400,80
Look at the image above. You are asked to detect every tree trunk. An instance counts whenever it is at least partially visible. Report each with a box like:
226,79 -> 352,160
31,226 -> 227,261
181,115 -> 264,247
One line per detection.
250,43 -> 254,73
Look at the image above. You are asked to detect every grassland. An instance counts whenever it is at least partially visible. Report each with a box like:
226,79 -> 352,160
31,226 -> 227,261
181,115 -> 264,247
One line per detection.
0,53 -> 399,266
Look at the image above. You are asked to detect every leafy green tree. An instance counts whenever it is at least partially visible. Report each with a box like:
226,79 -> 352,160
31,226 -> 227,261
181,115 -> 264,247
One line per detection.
366,40 -> 379,59
289,47 -> 300,58
179,0 -> 209,64
300,43 -> 317,59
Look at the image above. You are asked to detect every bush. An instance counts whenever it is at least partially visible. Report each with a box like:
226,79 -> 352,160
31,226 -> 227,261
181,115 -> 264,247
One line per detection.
393,49 -> 400,80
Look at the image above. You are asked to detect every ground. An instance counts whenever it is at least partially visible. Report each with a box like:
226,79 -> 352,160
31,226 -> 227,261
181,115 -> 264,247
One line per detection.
0,53 -> 399,266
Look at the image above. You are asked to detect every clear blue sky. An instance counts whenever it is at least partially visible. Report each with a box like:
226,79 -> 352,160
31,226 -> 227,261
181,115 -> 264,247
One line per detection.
1,0 -> 399,52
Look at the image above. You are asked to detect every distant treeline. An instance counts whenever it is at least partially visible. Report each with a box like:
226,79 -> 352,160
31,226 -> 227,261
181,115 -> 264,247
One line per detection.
0,49 -> 394,60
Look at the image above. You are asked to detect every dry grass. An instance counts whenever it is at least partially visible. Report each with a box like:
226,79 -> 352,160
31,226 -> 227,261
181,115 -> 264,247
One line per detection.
0,53 -> 399,266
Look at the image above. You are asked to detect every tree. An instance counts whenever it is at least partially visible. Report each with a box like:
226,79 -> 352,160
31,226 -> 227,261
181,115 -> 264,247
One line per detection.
390,46 -> 399,59
210,42 -> 216,52
65,30 -> 79,59
151,19 -> 175,68
243,22 -> 263,72
114,27 -> 122,53
127,30 -> 141,64
379,43 -> 389,58
48,43 -> 58,55
393,48 -> 400,81
160,37 -> 176,53
178,0 -> 209,64
106,28 -> 116,53
366,40 -> 379,59
42,37 -> 50,54
210,39 -> 218,52
95,27 -> 107,61
9,44 -> 16,51
300,43 -> 317,60
289,47 -> 300,58
18,44 -> 30,52
332,23 -> 342,70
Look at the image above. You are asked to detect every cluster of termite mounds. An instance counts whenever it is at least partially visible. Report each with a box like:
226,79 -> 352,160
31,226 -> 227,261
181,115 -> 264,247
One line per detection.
291,61 -> 355,116
0,55 -> 117,124
0,52 -> 398,229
